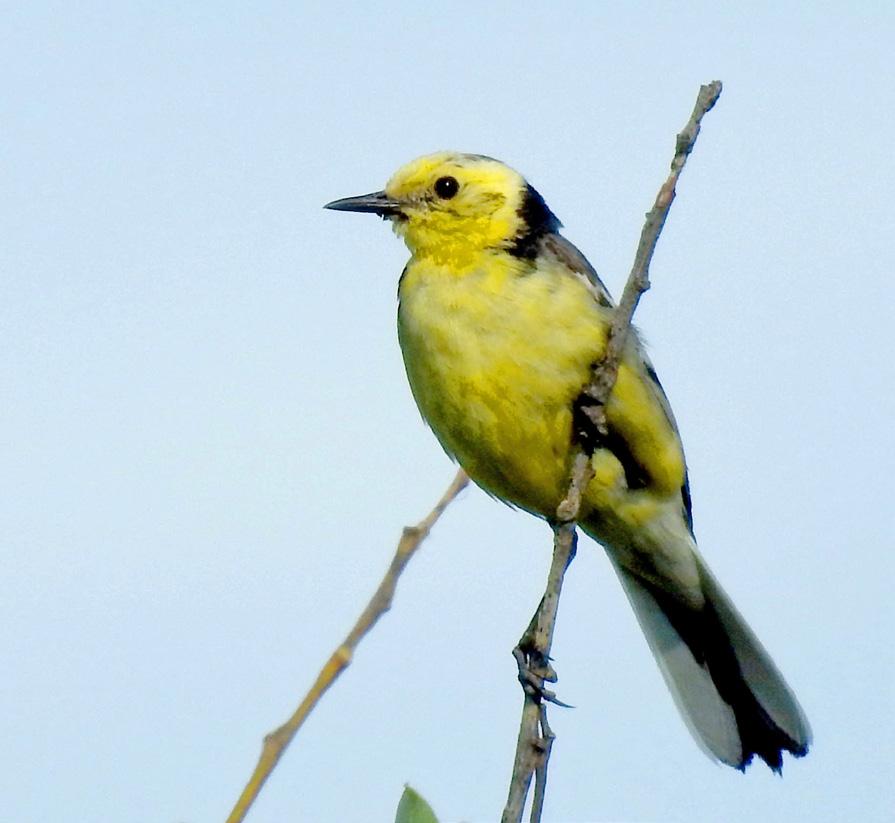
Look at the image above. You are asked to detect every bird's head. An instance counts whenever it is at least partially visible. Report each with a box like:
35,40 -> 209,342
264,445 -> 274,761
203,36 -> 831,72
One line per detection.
325,152 -> 561,266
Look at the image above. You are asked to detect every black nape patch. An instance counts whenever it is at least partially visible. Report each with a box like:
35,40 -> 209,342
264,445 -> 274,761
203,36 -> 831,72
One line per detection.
508,183 -> 562,259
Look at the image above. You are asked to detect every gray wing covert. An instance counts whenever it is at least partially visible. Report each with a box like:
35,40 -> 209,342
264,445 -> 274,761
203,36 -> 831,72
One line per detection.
541,232 -> 614,308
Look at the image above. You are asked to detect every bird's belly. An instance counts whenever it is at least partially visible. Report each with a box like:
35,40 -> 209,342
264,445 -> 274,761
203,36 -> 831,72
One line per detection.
398,274 -> 606,517
408,352 -> 579,515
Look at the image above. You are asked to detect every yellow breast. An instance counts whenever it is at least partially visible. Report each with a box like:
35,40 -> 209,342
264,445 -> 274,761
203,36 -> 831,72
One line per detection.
396,250 -> 686,524
398,253 -> 599,513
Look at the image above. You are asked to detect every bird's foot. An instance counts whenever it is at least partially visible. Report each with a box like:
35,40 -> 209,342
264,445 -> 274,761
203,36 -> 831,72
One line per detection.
512,645 -> 573,708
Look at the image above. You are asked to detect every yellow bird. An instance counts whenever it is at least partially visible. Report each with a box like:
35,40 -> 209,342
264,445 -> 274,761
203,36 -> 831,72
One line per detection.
326,152 -> 811,771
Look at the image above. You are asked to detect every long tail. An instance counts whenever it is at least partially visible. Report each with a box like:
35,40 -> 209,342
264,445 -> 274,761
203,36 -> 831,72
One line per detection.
612,555 -> 812,771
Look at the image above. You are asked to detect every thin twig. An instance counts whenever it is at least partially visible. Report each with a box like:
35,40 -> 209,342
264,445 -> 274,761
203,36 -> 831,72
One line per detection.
530,704 -> 555,822
503,690 -> 540,822
579,80 -> 723,438
500,80 -> 723,823
501,518 -> 578,823
225,469 -> 469,823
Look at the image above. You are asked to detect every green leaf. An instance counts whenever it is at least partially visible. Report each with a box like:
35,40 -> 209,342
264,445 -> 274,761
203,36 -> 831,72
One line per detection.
394,785 -> 439,823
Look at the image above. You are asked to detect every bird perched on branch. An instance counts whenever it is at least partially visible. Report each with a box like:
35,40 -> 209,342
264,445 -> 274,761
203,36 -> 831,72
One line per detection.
325,152 -> 811,771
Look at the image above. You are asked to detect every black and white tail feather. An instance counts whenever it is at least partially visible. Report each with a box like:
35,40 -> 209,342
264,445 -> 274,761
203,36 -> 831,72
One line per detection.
612,551 -> 812,771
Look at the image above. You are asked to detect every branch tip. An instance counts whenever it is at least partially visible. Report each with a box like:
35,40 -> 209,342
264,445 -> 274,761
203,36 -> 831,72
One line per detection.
224,469 -> 468,823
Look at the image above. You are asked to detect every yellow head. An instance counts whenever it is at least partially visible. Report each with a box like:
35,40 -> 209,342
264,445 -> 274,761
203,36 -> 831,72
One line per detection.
325,152 -> 561,266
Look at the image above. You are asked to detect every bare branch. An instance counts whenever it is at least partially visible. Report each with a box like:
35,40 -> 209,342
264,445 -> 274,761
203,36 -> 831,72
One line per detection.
500,80 -> 723,823
225,469 -> 469,823
530,704 -> 555,822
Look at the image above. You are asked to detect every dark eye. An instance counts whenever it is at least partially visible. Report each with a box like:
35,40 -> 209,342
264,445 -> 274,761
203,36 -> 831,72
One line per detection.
434,176 -> 459,199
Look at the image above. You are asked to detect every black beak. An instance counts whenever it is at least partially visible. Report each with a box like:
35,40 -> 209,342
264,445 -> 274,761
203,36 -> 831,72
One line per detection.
323,190 -> 403,217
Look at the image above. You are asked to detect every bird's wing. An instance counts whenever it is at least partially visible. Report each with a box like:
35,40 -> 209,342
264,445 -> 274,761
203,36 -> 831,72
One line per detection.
543,231 -> 694,531
541,232 -> 614,307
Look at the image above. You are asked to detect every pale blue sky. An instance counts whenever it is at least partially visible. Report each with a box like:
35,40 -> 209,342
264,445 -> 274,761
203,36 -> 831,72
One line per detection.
3,3 -> 893,822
